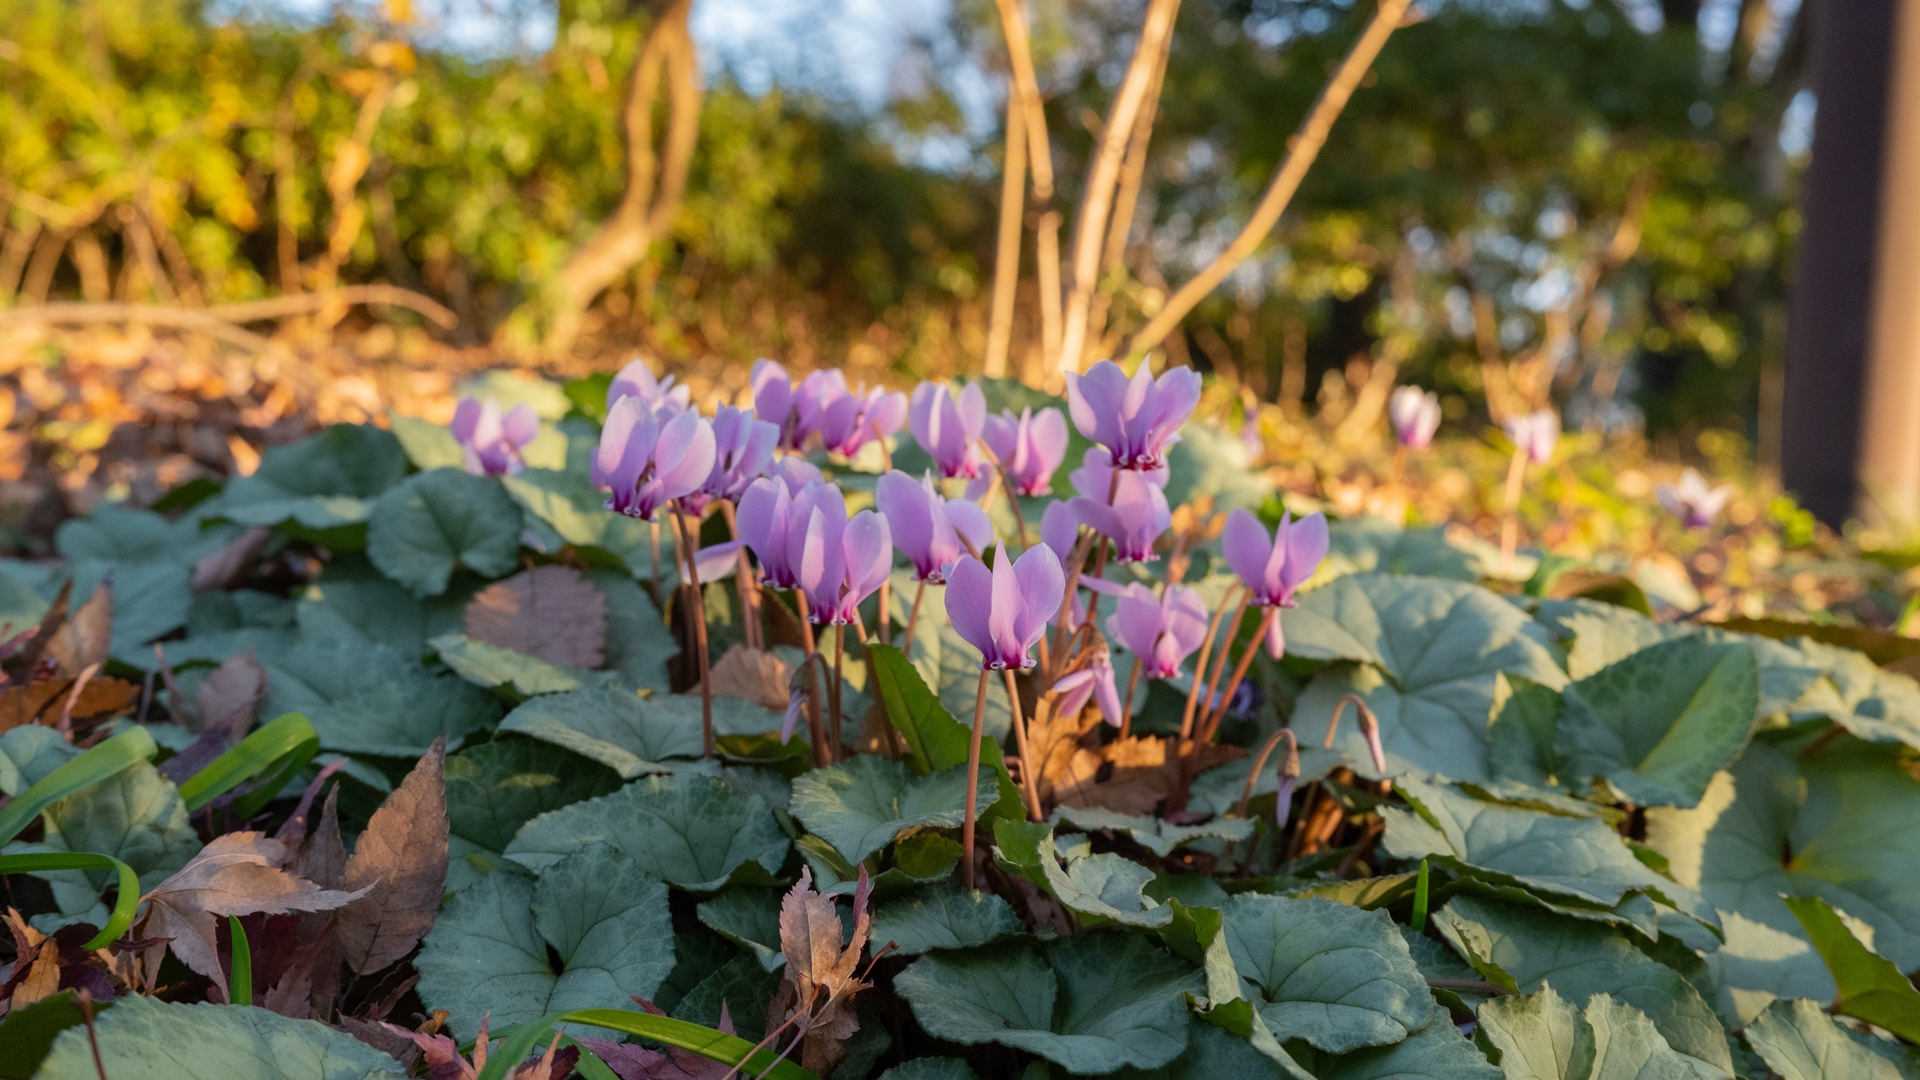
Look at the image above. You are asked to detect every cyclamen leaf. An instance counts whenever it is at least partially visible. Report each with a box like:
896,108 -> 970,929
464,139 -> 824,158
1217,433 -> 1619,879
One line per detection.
895,932 -> 1202,1074
1476,985 -> 1701,1080
367,468 -> 523,597
1219,894 -> 1432,1053
1486,673 -> 1567,789
464,565 -> 608,669
1555,636 -> 1760,808
33,995 -> 403,1079
1322,516 -> 1478,582
1382,776 -> 1715,933
446,740 -> 620,854
295,562 -> 475,654
415,843 -> 676,1038
993,821 -> 1170,928
1744,997 -> 1920,1080
1317,1015 -> 1502,1080
501,468 -> 662,578
505,772 -> 789,892
337,739 -> 450,975
790,755 -> 997,867
698,886 -> 792,971
876,1059 -> 981,1080
264,636 -> 499,758
870,883 -> 1024,956
1283,574 -> 1566,781
1643,738 -> 1920,1021
20,760 -> 202,927
586,569 -> 677,694
498,685 -> 701,776
430,632 -> 602,696
1430,896 -> 1733,1079
1052,804 -> 1255,857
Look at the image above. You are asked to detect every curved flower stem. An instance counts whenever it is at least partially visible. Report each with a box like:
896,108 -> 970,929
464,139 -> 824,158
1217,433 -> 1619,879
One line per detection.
961,668 -> 991,889
1179,583 -> 1243,741
1117,657 -> 1143,740
901,579 -> 927,655
1197,593 -> 1252,732
831,623 -> 846,762
1234,727 -> 1297,820
1322,692 -> 1369,748
1004,668 -> 1043,821
794,592 -> 829,768
718,499 -> 760,651
1202,607 -> 1276,744
671,502 -> 714,758
1500,445 -> 1527,577
876,576 -> 890,652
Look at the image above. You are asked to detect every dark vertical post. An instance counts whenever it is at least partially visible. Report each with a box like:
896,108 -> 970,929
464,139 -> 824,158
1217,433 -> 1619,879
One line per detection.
1781,0 -> 1899,524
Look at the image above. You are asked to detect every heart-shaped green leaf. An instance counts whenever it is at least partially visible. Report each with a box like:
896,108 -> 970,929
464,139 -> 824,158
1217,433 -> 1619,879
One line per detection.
505,772 -> 788,892
367,468 -> 523,597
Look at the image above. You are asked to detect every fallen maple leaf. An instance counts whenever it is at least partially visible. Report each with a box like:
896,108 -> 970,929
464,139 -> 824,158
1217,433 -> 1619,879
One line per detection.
0,674 -> 138,735
132,832 -> 365,1000
765,868 -> 873,1077
336,737 -> 450,975
464,565 -> 607,669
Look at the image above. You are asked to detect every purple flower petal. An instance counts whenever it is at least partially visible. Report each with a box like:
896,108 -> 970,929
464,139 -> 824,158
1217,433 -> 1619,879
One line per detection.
944,555 -> 995,660
1009,543 -> 1063,656
502,404 -> 540,450
1221,509 -> 1273,596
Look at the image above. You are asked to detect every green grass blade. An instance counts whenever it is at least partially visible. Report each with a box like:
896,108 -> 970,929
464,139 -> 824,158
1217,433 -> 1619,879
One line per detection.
178,713 -> 318,814
226,914 -> 252,1006
475,1009 -> 819,1080
0,727 -> 158,848
1412,858 -> 1430,932
0,852 -> 142,948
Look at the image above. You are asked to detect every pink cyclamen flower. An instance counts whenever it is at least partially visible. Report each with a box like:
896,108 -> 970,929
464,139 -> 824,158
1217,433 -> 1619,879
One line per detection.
608,356 -> 691,417
451,396 -> 538,477
801,372 -> 907,458
791,497 -> 892,626
752,359 -> 798,447
875,470 -> 993,585
1657,468 -> 1734,529
1071,478 -> 1170,563
1054,648 -> 1123,727
1088,580 -> 1209,679
738,476 -> 837,590
687,405 -> 779,515
1222,507 -> 1329,658
945,542 -> 1065,671
1504,409 -> 1560,465
1064,359 -> 1202,470
592,398 -> 717,521
982,407 -> 1069,496
908,381 -> 987,479
1040,499 -> 1080,563
1388,386 -> 1442,450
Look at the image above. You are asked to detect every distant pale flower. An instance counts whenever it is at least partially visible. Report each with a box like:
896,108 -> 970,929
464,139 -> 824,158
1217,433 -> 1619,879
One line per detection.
592,398 -> 715,521
1504,409 -> 1560,465
875,470 -> 992,584
752,359 -> 798,447
908,381 -> 987,479
1388,386 -> 1442,449
944,542 -> 1064,670
451,396 -> 538,477
792,497 -> 893,626
982,407 -> 1069,496
1657,468 -> 1735,529
1054,648 -> 1123,727
608,356 -> 691,417
687,405 -> 779,515
1064,359 -> 1201,470
1069,453 -> 1171,563
1222,508 -> 1329,657
770,456 -> 824,491
1090,580 -> 1209,679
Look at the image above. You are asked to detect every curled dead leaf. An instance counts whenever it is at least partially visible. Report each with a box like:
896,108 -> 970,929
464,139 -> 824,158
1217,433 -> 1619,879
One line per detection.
709,644 -> 791,710
336,737 -> 449,975
192,525 -> 271,592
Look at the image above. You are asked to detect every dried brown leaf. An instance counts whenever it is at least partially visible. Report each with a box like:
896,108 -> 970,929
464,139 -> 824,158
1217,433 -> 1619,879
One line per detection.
708,645 -> 791,710
0,675 -> 138,734
46,581 -> 111,678
767,869 -> 871,1078
338,1015 -> 422,1073
133,832 -> 365,998
192,525 -> 271,593
195,648 -> 267,735
463,566 -> 607,669
337,738 -> 450,975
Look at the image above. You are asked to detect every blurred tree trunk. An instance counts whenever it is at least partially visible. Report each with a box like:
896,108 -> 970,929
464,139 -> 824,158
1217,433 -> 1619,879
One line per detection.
1781,0 -> 1908,524
537,0 -> 702,358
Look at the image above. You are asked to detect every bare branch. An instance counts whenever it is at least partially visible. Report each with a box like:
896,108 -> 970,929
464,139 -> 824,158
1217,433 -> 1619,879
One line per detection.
1126,0 -> 1416,361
